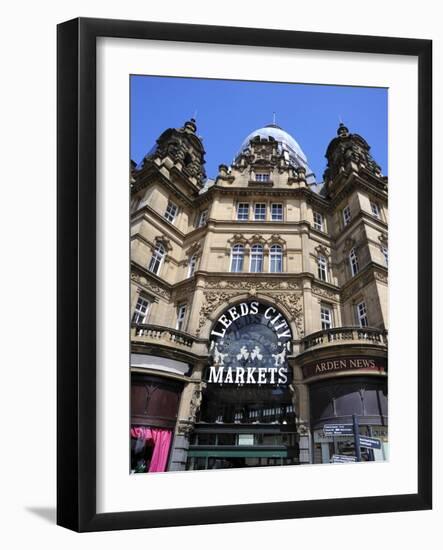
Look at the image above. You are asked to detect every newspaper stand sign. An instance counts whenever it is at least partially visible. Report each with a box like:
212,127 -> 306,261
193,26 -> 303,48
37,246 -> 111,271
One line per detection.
323,424 -> 354,436
359,436 -> 382,450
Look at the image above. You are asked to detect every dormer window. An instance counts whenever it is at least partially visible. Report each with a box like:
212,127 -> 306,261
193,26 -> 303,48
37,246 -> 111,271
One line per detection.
313,211 -> 324,231
370,201 -> 381,219
343,205 -> 351,226
197,209 -> 208,227
255,172 -> 270,183
164,201 -> 178,224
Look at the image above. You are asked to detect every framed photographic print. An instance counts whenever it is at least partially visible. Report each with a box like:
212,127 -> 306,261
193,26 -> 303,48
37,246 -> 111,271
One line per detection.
57,17 -> 432,532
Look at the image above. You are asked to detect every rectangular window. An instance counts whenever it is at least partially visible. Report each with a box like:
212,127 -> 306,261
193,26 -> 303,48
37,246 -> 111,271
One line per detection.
382,246 -> 388,266
237,203 -> 249,221
255,173 -> 270,182
313,211 -> 324,231
349,247 -> 359,276
164,201 -> 178,223
197,209 -> 208,227
317,255 -> 328,282
320,305 -> 333,330
176,304 -> 187,331
132,296 -> 150,324
343,205 -> 351,226
254,203 -> 266,221
356,301 -> 369,327
271,203 -> 283,221
188,255 -> 197,277
370,201 -> 381,218
230,245 -> 244,273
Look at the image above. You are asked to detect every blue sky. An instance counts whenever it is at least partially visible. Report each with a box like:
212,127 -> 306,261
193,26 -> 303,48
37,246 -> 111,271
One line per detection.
131,76 -> 388,182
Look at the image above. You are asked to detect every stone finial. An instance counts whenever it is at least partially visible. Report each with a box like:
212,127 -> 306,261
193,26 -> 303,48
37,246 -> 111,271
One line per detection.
337,122 -> 350,137
184,118 -> 197,133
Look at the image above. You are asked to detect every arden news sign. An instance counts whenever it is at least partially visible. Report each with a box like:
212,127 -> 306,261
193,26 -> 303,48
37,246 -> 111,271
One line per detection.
207,301 -> 292,385
302,356 -> 387,379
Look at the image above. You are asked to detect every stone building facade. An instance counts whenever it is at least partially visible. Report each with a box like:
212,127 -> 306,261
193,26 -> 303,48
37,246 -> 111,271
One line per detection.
129,118 -> 388,473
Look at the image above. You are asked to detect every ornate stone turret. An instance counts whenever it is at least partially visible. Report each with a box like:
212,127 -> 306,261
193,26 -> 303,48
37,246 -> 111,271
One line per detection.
138,118 -> 206,191
323,123 -> 383,187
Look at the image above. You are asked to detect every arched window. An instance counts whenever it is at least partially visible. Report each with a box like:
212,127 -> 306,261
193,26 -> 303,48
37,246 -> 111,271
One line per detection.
269,244 -> 283,273
250,244 -> 263,273
188,254 -> 198,277
148,242 -> 165,275
230,244 -> 244,273
317,254 -> 328,281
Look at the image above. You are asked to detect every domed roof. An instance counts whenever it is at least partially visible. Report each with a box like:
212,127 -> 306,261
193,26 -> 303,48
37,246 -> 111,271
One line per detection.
238,123 -> 315,183
240,123 -> 307,161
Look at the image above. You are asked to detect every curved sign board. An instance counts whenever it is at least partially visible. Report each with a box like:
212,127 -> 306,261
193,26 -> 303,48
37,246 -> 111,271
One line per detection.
207,301 -> 292,385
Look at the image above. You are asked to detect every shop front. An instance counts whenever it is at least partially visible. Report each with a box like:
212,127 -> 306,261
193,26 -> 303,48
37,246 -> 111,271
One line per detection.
302,356 -> 388,464
131,372 -> 184,473
187,300 -> 299,470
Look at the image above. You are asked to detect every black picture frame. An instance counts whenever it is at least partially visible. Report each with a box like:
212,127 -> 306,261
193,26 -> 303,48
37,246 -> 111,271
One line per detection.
57,17 -> 432,532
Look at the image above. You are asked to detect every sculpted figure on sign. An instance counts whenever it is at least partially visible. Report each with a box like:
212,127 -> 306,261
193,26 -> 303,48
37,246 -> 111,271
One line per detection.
236,346 -> 250,361
209,341 -> 228,366
272,347 -> 286,366
250,346 -> 263,362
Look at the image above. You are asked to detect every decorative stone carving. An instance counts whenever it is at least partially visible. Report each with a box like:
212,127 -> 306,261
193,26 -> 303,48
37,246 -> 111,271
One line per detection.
315,244 -> 331,258
197,291 -> 231,333
153,235 -> 173,252
176,420 -> 194,436
273,293 -> 304,337
186,240 -> 202,257
204,279 -> 299,291
312,286 -> 338,301
378,232 -> 388,246
131,271 -> 170,299
187,381 -> 207,423
374,271 -> 388,284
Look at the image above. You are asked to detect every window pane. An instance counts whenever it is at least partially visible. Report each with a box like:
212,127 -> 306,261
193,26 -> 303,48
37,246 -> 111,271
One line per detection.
237,203 -> 249,220
254,203 -> 266,220
250,245 -> 263,272
271,204 -> 283,220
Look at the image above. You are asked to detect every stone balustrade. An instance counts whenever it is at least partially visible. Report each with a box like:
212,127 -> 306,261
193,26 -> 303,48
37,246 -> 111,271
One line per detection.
131,323 -> 198,349
302,326 -> 388,351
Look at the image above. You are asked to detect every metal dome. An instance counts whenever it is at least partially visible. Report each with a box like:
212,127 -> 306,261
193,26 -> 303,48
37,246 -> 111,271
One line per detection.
238,123 -> 316,183
240,124 -> 307,161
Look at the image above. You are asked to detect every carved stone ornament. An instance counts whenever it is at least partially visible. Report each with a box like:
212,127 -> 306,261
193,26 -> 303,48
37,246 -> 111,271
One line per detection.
312,286 -> 338,301
273,293 -> 304,337
153,235 -> 173,252
131,272 -> 170,299
186,240 -> 202,257
187,381 -> 207,423
227,233 -> 248,246
176,420 -> 194,436
315,244 -> 331,258
204,279 -> 299,291
374,271 -> 388,284
197,291 -> 232,333
378,232 -> 388,246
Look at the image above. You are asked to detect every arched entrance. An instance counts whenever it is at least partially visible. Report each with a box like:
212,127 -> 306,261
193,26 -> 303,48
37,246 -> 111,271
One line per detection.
186,300 -> 299,470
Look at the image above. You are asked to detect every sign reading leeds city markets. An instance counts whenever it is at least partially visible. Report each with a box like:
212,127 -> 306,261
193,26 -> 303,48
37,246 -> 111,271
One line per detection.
206,301 -> 292,385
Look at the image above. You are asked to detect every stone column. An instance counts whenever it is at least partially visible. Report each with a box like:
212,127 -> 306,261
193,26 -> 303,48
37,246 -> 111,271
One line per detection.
168,362 -> 205,471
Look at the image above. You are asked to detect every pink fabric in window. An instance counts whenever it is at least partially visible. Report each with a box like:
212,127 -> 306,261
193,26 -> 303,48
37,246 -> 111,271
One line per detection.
131,426 -> 172,473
